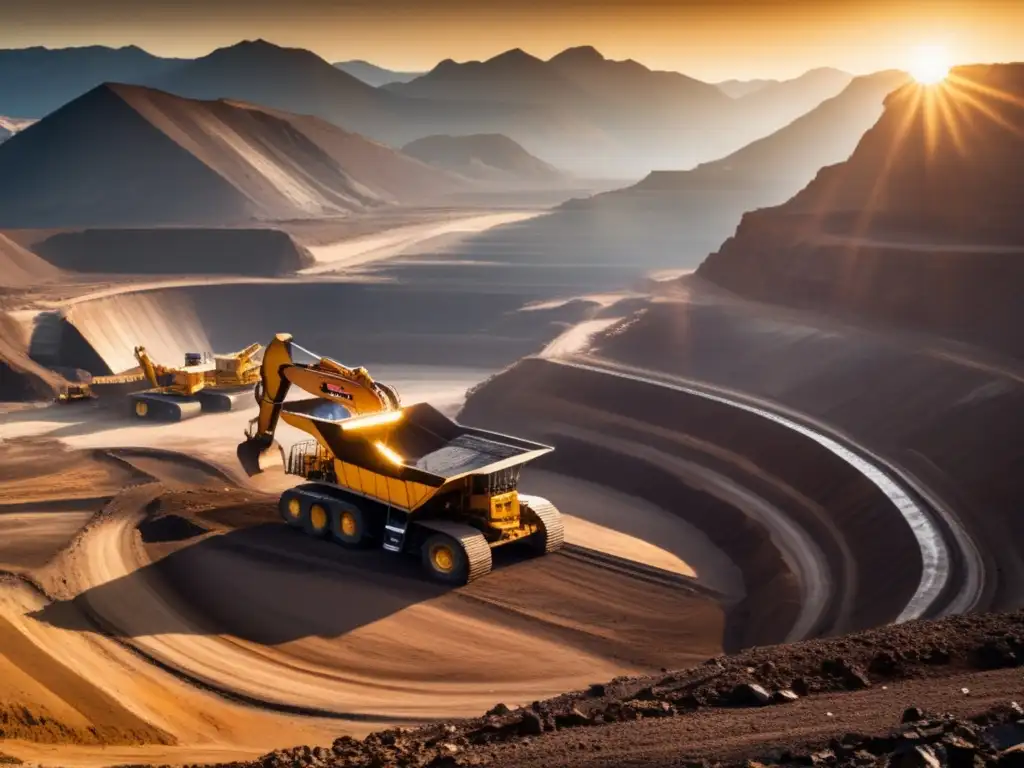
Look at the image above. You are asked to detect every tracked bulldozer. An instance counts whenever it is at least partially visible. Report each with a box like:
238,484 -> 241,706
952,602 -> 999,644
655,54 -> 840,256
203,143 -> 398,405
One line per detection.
237,333 -> 563,584
129,343 -> 263,421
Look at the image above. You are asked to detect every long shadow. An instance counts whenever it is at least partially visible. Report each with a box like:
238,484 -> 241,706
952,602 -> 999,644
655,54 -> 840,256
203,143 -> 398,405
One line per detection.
29,521 -> 480,645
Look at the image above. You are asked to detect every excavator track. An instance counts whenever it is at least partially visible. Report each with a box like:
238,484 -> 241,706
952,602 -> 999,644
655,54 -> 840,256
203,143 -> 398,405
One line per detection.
416,519 -> 493,584
520,494 -> 565,554
196,387 -> 254,413
129,392 -> 203,421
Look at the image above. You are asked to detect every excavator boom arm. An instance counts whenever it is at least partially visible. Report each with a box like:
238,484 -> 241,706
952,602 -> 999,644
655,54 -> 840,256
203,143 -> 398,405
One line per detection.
238,333 -> 400,475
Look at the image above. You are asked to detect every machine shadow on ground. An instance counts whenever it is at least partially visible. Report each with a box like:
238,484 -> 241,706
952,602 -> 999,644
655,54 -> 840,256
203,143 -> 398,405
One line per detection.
29,518 -> 547,646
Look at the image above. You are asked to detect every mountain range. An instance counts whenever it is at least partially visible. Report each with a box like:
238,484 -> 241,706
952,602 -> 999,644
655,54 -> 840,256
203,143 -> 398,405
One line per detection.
0,45 -> 184,118
449,69 -> 912,284
334,60 -> 425,87
0,41 -> 860,178
0,83 -> 466,228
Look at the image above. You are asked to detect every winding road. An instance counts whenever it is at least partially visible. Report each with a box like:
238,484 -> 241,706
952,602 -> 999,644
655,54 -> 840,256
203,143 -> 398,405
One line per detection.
549,354 -> 985,626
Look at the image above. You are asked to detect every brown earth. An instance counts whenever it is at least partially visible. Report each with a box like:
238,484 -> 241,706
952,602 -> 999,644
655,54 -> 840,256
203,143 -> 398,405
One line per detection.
0,440 -> 728,763
201,609 -> 1024,768
460,356 -> 920,646
592,277 -> 1024,612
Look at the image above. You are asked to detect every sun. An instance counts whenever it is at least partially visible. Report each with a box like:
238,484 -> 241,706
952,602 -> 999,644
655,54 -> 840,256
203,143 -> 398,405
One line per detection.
909,44 -> 951,85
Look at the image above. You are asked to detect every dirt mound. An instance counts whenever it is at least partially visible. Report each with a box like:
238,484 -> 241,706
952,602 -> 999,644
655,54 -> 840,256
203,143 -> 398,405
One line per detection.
0,233 -> 60,288
402,134 -> 566,185
698,64 -> 1024,355
0,83 -> 465,228
200,610 -> 1024,768
34,227 -> 314,276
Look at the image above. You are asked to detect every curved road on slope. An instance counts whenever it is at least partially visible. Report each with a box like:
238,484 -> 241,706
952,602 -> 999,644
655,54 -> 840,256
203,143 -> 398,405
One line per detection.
553,355 -> 985,625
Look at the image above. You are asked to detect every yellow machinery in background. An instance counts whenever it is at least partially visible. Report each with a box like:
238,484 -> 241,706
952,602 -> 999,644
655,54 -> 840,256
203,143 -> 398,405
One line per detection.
56,370 -> 147,404
129,343 -> 263,421
237,333 -> 563,585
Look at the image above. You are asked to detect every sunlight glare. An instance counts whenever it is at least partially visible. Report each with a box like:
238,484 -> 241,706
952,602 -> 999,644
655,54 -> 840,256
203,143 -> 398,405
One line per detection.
910,44 -> 951,85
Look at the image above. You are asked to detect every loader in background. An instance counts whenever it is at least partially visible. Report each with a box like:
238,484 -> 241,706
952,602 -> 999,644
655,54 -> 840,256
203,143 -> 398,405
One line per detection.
129,343 -> 263,421
237,333 -> 563,585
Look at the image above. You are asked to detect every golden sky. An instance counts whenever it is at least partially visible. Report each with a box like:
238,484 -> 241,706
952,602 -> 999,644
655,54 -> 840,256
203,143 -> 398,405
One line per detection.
2,0 -> 1022,80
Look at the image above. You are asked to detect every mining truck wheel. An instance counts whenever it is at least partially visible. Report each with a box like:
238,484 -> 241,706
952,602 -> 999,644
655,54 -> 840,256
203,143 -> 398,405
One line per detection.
303,500 -> 331,538
279,490 -> 305,528
421,533 -> 471,585
330,501 -> 370,547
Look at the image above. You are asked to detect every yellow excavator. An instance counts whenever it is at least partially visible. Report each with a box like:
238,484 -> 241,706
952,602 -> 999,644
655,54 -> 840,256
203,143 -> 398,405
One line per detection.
130,343 -> 263,421
56,370 -> 147,403
237,333 -> 563,584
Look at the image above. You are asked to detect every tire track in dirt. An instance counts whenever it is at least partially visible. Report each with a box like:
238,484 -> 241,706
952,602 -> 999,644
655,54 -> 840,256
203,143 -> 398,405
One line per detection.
27,450 -> 723,723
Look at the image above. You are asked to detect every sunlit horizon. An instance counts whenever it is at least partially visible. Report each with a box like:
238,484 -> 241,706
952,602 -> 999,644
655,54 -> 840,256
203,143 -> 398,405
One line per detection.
2,0 -> 1023,81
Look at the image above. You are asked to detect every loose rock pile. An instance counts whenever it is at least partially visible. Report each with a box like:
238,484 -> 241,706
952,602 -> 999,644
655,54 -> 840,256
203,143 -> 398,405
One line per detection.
198,610 -> 1022,768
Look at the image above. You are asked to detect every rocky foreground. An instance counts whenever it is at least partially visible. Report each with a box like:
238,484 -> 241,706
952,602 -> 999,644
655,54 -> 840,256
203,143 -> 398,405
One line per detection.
101,610 -> 1023,768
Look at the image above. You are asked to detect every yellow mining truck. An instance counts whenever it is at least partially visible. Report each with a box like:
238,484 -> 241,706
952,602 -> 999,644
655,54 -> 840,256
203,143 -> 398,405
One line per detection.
129,343 -> 262,420
237,333 -> 563,584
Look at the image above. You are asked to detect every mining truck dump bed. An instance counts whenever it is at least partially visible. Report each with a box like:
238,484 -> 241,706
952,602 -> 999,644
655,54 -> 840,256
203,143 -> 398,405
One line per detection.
279,399 -> 552,513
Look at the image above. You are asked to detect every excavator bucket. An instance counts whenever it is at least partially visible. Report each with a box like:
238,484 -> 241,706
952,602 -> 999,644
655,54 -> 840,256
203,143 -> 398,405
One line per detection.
237,438 -> 285,477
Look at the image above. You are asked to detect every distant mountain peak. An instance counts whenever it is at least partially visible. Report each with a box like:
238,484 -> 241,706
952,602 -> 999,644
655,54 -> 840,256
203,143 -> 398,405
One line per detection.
550,46 -> 606,64
488,48 -> 543,66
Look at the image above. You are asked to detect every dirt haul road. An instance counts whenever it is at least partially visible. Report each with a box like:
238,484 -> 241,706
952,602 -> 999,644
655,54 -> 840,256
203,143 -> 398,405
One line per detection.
0,368 -> 726,764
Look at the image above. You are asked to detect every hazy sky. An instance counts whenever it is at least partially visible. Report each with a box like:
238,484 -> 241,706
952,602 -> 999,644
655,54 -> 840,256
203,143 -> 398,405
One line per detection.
2,0 -> 1022,80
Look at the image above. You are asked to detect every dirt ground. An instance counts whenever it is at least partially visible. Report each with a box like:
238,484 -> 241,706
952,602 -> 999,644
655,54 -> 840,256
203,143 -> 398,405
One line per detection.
0,409 -> 725,765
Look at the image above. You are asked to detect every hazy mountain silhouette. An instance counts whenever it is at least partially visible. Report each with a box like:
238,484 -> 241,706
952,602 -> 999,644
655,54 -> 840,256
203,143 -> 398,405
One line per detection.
152,39 -> 390,115
715,78 -> 777,98
391,46 -> 728,113
0,45 -> 184,118
699,64 -> 1024,354
402,134 -> 567,184
440,69 -> 910,286
548,46 -> 729,113
685,70 -> 908,189
734,67 -> 853,132
387,46 -> 760,171
0,39 -> 858,178
552,70 -> 908,261
145,40 -> 612,175
386,48 -> 592,104
0,83 -> 466,228
333,60 -> 425,86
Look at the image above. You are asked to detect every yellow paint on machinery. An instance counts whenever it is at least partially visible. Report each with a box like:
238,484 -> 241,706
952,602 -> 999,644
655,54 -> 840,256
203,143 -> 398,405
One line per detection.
236,332 -> 563,585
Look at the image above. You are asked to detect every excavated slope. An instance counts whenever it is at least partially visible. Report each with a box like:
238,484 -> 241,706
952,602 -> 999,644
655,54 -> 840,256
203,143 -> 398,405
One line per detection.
0,83 -> 465,228
0,232 -> 61,287
698,63 -> 1024,355
58,292 -> 212,375
34,227 -> 314,276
